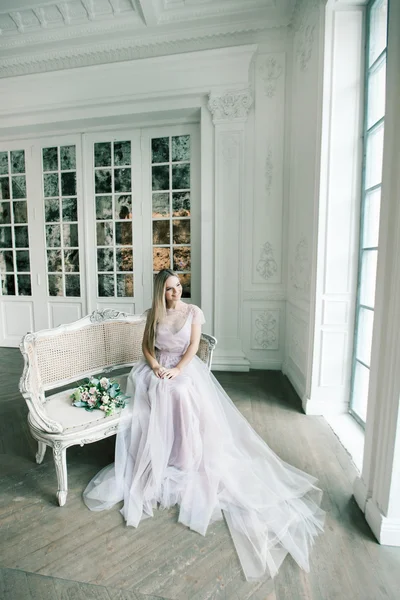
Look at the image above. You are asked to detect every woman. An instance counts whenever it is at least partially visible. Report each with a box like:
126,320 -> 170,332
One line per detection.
83,269 -> 325,581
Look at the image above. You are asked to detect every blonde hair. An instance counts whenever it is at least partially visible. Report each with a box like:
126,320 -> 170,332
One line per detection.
145,269 -> 179,357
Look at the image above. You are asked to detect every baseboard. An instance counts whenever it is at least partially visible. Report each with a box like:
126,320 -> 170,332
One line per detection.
211,357 -> 250,372
353,476 -> 369,513
249,360 -> 282,370
365,498 -> 400,546
282,360 -> 305,401
302,397 -> 350,416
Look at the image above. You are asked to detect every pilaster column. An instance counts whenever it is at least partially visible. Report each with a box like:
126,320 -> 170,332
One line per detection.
207,89 -> 253,371
353,0 -> 400,546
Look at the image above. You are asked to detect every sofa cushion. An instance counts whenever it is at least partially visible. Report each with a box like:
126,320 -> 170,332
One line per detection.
44,374 -> 128,433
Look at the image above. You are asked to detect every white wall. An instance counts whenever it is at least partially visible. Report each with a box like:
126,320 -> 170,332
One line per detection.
283,0 -> 326,396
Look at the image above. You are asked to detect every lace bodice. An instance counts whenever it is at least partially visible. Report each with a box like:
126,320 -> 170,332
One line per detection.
145,303 -> 205,361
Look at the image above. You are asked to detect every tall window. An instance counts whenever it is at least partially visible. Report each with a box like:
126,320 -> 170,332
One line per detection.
350,0 -> 388,426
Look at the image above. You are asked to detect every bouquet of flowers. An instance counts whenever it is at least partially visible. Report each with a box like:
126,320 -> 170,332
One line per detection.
71,376 -> 128,417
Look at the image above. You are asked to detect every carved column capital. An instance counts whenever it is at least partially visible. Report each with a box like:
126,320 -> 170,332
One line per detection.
207,88 -> 253,124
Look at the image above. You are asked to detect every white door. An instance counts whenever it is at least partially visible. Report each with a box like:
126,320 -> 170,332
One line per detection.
0,144 -> 36,345
83,131 -> 144,315
141,125 -> 200,308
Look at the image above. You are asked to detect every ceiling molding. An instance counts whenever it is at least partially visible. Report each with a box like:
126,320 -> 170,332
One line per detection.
0,23 -> 287,78
0,0 -> 294,78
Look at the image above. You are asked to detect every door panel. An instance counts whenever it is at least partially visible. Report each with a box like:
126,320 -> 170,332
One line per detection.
0,146 -> 35,345
39,138 -> 87,328
84,132 -> 144,315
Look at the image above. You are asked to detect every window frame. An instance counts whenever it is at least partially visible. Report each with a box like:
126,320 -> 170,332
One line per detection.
349,0 -> 388,427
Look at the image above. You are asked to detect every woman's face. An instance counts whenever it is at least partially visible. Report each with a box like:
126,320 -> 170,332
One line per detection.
164,276 -> 182,304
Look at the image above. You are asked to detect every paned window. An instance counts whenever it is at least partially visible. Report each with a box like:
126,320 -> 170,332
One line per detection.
350,0 -> 388,425
0,149 -> 32,296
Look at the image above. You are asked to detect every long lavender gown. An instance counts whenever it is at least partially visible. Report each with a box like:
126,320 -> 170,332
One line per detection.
83,303 -> 325,581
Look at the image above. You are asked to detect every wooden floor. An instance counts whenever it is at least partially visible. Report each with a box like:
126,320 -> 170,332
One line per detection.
1,349 -> 400,600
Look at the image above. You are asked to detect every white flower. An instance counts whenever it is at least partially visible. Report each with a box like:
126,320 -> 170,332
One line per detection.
89,387 -> 96,395
102,395 -> 110,404
100,405 -> 107,411
100,377 -> 109,389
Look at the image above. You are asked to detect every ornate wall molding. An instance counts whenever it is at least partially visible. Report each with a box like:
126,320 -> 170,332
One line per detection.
265,146 -> 273,196
292,0 -> 320,72
258,56 -> 283,97
256,241 -> 278,280
208,89 -> 253,124
221,133 -> 240,165
244,291 -> 286,302
290,236 -> 310,294
251,310 -> 279,350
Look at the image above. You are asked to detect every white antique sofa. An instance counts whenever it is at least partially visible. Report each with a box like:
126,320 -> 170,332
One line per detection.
19,309 -> 217,507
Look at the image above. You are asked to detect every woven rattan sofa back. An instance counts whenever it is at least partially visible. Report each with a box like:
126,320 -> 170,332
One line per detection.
34,319 -> 146,391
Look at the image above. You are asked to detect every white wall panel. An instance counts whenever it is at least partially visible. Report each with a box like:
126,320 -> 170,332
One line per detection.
0,300 -> 34,346
49,303 -> 83,329
251,52 -> 286,287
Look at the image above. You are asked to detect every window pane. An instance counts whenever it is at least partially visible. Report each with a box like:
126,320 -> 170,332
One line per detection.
0,202 -> 11,224
117,273 -> 133,297
114,141 -> 131,167
359,250 -> 378,308
17,274 -> 31,296
65,274 -> 80,297
48,274 -> 63,296
367,57 -> 386,128
365,123 -> 384,189
10,150 -> 25,174
1,274 -> 15,295
0,152 -> 8,175
152,138 -> 169,163
152,193 -> 170,218
42,147 -> 58,172
98,274 -> 114,297
356,307 -> 374,367
153,220 -> 170,245
172,135 -> 190,162
363,188 -> 381,248
60,145 -> 76,170
352,362 -> 370,423
179,273 -> 191,298
369,0 -> 388,66
153,247 -> 170,271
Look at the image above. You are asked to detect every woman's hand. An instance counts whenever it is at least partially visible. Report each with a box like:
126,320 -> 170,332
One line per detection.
162,367 -> 181,380
152,365 -> 166,378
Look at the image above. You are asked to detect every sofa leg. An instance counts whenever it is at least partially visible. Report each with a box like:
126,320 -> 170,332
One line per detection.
36,441 -> 47,464
53,441 -> 68,507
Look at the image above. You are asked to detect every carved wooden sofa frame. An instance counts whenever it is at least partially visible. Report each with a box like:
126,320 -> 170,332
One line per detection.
19,309 -> 217,507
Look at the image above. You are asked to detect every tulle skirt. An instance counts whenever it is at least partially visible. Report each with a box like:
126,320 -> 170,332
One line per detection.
83,354 -> 325,581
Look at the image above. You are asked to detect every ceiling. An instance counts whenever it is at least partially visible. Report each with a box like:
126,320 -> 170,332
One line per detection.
0,0 -> 297,77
